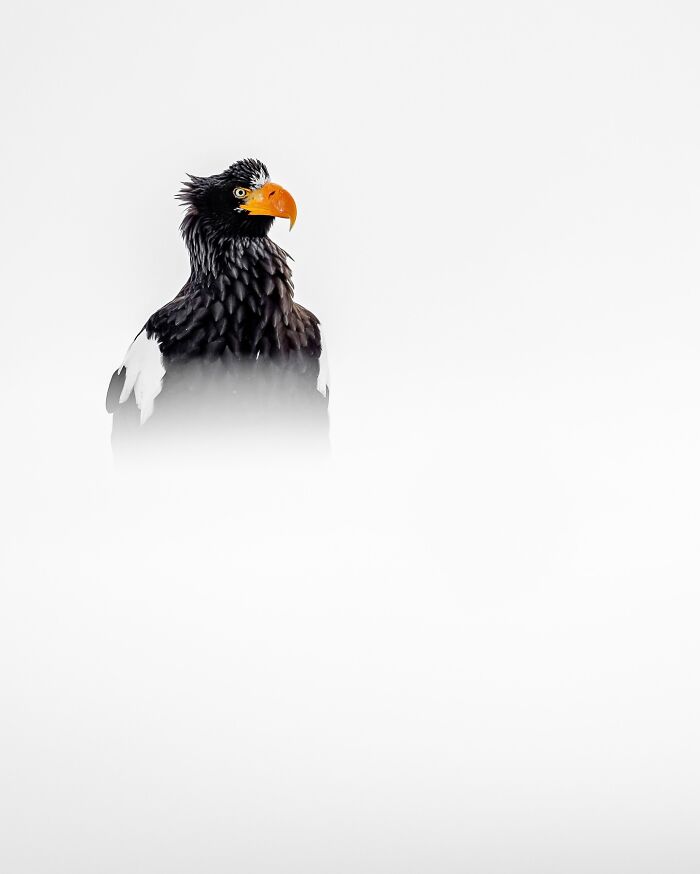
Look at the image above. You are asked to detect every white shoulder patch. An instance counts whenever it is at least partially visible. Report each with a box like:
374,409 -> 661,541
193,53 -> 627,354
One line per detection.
317,330 -> 330,398
118,329 -> 165,425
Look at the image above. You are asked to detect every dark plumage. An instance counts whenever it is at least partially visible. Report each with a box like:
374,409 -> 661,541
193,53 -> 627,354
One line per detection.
106,158 -> 329,458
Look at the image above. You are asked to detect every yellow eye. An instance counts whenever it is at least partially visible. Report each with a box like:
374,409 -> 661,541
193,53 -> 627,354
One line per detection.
234,187 -> 250,199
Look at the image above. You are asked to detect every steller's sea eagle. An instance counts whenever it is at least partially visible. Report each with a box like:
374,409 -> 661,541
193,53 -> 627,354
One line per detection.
106,158 -> 329,459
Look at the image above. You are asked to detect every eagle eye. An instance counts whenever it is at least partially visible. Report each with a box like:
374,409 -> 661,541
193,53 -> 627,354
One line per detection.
233,187 -> 250,199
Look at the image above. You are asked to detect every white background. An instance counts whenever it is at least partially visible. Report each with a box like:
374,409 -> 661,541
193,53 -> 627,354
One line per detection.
1,2 -> 699,872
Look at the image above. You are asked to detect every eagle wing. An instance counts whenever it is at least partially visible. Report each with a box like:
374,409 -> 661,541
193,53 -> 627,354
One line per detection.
106,328 -> 166,425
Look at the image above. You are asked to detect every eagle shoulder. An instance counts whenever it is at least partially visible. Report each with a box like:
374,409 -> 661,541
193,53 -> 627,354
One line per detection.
108,328 -> 165,425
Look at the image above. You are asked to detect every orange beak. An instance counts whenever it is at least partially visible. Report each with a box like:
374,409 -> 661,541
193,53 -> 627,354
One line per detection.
241,181 -> 297,230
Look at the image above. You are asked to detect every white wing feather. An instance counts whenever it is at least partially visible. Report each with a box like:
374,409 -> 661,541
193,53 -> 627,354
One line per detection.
317,329 -> 330,398
117,329 -> 165,425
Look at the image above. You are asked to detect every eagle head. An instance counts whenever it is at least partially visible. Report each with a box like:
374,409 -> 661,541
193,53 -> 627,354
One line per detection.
177,158 -> 297,240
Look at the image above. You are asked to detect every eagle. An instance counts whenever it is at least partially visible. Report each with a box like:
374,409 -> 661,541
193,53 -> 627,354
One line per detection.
106,158 -> 329,459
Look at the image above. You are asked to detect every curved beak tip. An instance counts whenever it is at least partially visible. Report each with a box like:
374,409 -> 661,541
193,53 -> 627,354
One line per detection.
242,182 -> 297,230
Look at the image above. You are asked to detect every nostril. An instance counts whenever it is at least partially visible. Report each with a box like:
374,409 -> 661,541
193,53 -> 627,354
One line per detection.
268,190 -> 277,198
